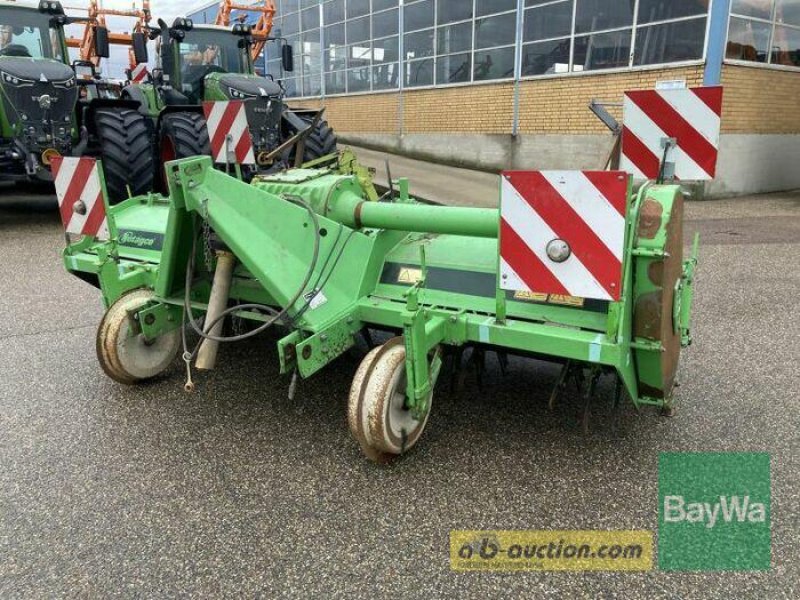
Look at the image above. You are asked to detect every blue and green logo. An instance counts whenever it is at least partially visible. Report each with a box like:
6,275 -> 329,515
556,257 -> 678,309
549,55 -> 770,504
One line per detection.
658,452 -> 771,571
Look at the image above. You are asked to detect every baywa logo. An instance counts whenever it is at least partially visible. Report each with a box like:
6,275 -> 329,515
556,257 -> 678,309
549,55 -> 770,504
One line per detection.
118,230 -> 164,250
658,452 -> 771,571
663,494 -> 766,529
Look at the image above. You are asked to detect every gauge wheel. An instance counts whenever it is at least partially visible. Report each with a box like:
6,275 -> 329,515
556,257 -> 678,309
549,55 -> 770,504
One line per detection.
347,337 -> 433,463
96,289 -> 181,384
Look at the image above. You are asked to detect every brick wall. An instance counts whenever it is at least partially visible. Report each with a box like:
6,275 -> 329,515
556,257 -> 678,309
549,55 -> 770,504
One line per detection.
517,66 -> 705,134
289,63 -> 800,137
720,64 -> 800,134
290,66 -> 705,136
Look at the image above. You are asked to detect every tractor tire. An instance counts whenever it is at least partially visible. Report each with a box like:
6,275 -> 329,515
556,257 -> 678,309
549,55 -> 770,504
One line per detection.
91,108 -> 154,204
158,112 -> 211,191
300,118 -> 337,163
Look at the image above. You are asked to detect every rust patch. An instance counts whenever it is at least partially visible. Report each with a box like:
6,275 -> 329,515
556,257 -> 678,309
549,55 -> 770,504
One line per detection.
637,199 -> 663,240
634,292 -> 662,340
648,261 -> 664,286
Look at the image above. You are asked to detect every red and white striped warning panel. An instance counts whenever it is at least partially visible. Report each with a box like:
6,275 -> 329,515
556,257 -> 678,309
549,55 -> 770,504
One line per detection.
51,157 -> 109,240
129,63 -> 149,83
202,100 -> 255,165
499,171 -> 629,302
621,86 -> 723,181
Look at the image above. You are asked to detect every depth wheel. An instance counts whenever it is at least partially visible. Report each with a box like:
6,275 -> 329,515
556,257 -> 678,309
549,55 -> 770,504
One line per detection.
347,337 -> 432,463
96,289 -> 181,385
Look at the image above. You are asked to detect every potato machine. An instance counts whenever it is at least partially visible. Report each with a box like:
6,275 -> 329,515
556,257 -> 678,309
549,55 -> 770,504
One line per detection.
57,106 -> 700,463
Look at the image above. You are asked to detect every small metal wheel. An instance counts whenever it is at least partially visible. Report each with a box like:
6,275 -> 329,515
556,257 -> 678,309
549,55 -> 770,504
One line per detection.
96,289 -> 181,384
347,337 -> 433,463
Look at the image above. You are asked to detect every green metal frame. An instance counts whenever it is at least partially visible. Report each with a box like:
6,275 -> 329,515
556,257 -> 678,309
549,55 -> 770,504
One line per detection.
63,154 -> 699,414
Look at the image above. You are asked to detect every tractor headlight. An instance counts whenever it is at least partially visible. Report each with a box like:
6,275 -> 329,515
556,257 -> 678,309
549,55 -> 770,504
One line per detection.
228,87 -> 255,99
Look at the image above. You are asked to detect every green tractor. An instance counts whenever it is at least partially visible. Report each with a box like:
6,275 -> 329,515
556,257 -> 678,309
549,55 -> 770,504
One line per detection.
118,18 -> 337,194
0,0 -> 155,196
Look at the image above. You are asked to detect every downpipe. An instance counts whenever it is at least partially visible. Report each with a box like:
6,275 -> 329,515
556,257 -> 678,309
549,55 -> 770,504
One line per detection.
195,250 -> 237,371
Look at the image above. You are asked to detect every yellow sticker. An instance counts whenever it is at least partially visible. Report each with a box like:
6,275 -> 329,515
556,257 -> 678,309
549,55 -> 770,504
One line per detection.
397,267 -> 422,284
548,294 -> 585,307
513,290 -> 548,302
450,530 -> 653,572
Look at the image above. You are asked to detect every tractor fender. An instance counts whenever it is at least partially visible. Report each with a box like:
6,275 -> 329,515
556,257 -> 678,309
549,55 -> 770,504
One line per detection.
282,108 -> 315,132
80,99 -> 142,136
120,86 -> 154,117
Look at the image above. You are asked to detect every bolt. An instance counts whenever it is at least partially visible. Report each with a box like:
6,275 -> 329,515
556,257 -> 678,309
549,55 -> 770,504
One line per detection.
449,316 -> 457,323
320,334 -> 328,342
144,313 -> 155,325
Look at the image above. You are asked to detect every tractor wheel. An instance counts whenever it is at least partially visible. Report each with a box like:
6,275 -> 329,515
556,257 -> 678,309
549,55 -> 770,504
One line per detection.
299,117 -> 337,163
91,108 -> 154,204
158,112 -> 211,189
96,289 -> 181,385
347,337 -> 432,463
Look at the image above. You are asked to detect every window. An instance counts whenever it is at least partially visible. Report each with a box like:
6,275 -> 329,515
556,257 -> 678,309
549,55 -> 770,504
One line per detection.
280,0 -> 710,97
728,0 -> 800,67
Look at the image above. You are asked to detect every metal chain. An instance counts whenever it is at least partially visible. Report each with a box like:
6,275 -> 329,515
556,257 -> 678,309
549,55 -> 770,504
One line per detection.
201,199 -> 213,272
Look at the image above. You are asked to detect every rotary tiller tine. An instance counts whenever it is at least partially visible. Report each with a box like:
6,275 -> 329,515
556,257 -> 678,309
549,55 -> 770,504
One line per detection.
580,368 -> 601,435
548,360 -> 571,411
496,350 -> 509,376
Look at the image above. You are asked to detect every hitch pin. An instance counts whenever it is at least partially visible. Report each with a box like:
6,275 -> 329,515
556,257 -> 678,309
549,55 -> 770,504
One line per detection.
183,351 -> 195,393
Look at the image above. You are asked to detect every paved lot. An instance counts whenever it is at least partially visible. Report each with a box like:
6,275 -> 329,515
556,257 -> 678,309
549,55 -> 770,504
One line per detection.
1,181 -> 798,598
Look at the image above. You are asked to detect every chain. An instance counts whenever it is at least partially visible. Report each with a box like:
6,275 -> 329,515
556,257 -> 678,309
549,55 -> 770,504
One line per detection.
201,199 -> 213,272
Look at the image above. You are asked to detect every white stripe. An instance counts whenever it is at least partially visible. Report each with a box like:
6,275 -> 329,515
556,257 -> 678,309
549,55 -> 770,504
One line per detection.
204,102 -> 228,162
620,153 -> 649,181
53,157 -> 80,208
501,178 -> 613,301
624,97 -> 711,181
657,88 -> 721,146
65,163 -> 102,235
539,171 -> 625,262
225,105 -> 250,163
97,217 -> 109,240
499,257 -> 531,293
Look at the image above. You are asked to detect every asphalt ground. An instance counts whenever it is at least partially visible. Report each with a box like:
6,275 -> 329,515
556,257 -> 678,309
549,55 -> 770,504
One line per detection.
1,182 -> 799,598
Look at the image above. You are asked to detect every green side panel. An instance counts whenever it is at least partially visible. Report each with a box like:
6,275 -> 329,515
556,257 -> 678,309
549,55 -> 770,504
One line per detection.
631,184 -> 685,401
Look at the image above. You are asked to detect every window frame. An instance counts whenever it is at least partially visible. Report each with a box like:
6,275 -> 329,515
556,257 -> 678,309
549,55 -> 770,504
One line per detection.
725,0 -> 800,71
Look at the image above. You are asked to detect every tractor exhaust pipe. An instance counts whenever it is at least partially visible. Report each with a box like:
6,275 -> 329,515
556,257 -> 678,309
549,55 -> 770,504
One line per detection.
195,250 -> 237,371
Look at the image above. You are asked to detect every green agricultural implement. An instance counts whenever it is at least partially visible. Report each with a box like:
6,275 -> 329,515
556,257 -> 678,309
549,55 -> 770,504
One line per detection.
58,146 -> 698,462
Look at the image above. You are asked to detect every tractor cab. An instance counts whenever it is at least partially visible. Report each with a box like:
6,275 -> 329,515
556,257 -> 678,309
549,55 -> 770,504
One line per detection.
0,0 -> 77,179
155,20 -> 284,106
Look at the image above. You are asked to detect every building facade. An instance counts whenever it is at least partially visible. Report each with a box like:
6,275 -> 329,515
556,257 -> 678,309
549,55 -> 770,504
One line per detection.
188,0 -> 800,196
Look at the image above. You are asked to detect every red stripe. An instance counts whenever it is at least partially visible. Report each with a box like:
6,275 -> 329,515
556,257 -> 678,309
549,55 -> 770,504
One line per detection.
81,191 -> 106,237
509,172 -> 622,300
207,102 -> 241,160
691,86 -> 723,116
627,90 -> 718,178
582,171 -> 628,217
621,125 -> 661,179
57,159 -> 96,228
500,219 -> 570,296
235,129 -> 253,163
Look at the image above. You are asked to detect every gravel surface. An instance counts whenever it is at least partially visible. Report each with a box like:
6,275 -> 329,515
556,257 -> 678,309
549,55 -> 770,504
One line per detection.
1,187 -> 798,598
